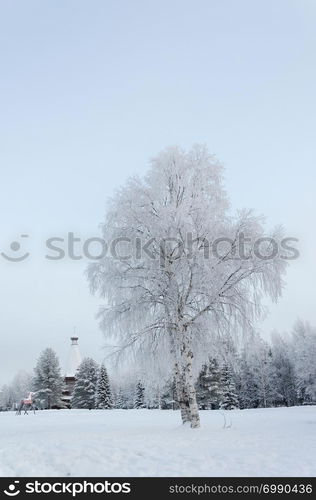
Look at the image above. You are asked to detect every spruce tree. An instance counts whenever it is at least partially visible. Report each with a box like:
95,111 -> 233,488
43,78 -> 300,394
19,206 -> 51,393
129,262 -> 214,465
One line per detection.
220,364 -> 239,410
196,358 -> 223,410
209,358 -> 224,409
33,348 -> 64,409
196,363 -> 211,410
161,378 -> 178,410
95,365 -> 112,409
71,358 -> 99,409
237,356 -> 259,409
116,388 -> 125,409
134,381 -> 146,409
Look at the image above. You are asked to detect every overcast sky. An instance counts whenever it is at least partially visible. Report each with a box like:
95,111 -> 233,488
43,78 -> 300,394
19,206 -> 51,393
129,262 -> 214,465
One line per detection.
0,0 -> 315,384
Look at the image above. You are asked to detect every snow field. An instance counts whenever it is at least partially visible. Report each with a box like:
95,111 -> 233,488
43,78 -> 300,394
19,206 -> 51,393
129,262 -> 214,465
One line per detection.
0,406 -> 315,477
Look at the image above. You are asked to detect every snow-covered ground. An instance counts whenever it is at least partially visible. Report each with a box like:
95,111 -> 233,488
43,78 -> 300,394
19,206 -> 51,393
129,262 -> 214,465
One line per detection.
0,406 -> 315,477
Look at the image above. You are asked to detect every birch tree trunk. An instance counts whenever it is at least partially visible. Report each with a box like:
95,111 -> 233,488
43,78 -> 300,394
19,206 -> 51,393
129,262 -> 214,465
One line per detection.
170,330 -> 191,423
171,325 -> 201,428
182,341 -> 201,428
173,360 -> 190,424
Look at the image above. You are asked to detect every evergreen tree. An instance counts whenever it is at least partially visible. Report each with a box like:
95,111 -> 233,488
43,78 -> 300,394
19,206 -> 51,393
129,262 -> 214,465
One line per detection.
237,354 -> 259,409
33,348 -> 64,409
72,358 -> 99,409
196,358 -> 223,410
196,363 -> 211,410
115,388 -> 126,409
161,378 -> 178,410
95,365 -> 112,409
220,365 -> 239,410
114,383 -> 135,409
134,381 -> 146,409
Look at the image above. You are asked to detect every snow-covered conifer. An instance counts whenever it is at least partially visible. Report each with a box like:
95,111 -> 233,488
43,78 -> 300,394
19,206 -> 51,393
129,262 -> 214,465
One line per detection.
220,365 -> 239,410
33,348 -> 64,409
115,388 -> 125,409
95,364 -> 112,409
134,381 -> 146,409
72,358 -> 99,409
196,358 -> 223,410
161,379 -> 178,410
237,355 -> 258,409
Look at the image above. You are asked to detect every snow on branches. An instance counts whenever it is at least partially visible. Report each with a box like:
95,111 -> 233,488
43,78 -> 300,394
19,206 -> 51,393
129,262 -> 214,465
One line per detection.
88,145 -> 288,427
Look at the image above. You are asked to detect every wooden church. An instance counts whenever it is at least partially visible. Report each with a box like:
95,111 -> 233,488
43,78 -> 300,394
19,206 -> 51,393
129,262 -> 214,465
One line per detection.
61,336 -> 82,407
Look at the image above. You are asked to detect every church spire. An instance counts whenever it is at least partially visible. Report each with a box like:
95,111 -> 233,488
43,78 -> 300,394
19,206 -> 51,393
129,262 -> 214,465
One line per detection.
65,335 -> 82,377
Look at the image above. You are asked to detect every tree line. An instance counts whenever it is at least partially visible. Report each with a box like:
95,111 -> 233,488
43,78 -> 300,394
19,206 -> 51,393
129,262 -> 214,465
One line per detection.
1,318 -> 315,412
113,319 -> 316,411
0,349 -> 146,411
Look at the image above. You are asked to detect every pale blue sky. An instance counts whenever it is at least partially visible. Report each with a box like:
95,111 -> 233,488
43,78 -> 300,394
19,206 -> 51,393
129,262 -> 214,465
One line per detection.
0,0 -> 315,383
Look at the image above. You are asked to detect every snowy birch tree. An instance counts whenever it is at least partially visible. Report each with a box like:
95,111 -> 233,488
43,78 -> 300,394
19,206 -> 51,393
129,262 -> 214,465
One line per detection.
271,332 -> 297,406
11,371 -> 34,402
0,384 -> 16,410
88,145 -> 287,427
291,320 -> 316,403
252,339 -> 277,408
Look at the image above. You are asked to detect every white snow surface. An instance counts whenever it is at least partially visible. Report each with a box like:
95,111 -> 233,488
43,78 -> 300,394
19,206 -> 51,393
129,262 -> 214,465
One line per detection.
0,406 -> 315,477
